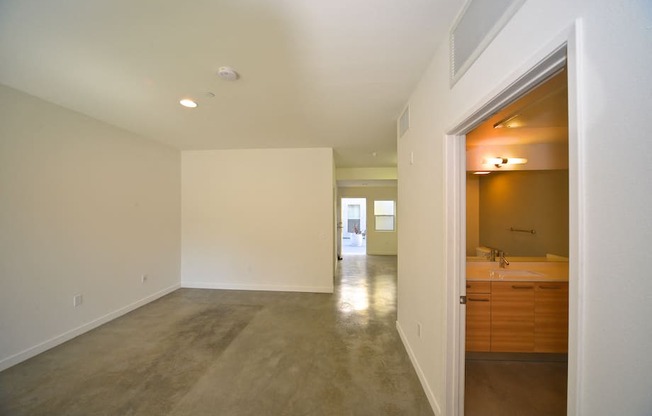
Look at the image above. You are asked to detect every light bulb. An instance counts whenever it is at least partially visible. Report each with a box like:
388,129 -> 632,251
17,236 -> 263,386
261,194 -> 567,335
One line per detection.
179,99 -> 198,108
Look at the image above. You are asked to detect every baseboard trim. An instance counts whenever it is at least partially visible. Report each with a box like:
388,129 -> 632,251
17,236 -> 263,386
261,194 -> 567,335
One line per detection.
181,281 -> 333,294
396,320 -> 442,416
0,283 -> 180,372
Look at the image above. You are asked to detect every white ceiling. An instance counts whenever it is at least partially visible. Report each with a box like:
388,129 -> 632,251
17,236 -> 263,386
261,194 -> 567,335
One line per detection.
0,0 -> 464,167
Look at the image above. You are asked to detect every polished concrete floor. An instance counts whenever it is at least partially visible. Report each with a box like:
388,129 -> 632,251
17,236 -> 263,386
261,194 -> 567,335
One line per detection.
465,354 -> 568,416
0,255 -> 434,416
341,237 -> 366,255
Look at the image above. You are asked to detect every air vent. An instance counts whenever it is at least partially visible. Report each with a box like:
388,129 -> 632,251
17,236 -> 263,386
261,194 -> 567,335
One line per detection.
450,0 -> 525,86
399,106 -> 410,138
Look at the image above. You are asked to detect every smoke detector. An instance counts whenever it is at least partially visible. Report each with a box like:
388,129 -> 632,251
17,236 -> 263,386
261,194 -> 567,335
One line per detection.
217,66 -> 239,81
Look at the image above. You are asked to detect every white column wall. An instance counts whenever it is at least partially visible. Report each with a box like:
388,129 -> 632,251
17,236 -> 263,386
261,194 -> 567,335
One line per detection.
181,148 -> 334,293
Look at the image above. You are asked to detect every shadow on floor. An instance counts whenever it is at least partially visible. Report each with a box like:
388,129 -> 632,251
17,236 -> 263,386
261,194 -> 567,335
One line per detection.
465,355 -> 567,416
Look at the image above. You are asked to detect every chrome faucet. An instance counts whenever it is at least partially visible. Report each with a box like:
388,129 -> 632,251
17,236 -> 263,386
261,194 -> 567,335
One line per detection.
498,251 -> 510,268
489,248 -> 497,262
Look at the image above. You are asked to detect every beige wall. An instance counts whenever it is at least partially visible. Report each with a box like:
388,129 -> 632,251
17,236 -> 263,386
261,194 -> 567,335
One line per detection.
181,148 -> 334,293
336,167 -> 397,181
479,170 -> 569,257
339,186 -> 398,255
465,175 -> 480,256
0,85 -> 181,370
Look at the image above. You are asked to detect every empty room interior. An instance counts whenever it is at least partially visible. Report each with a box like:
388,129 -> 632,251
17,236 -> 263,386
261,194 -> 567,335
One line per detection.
1,1 -> 651,415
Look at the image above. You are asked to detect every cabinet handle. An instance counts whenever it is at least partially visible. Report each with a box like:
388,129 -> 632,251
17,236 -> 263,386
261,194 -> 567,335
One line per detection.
538,285 -> 561,290
468,298 -> 489,302
511,285 -> 533,289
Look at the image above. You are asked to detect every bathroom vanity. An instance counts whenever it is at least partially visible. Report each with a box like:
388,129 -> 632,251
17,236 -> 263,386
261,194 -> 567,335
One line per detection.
465,261 -> 569,353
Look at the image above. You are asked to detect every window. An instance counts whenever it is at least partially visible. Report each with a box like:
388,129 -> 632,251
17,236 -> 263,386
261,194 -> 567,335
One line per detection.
374,200 -> 395,231
347,204 -> 361,234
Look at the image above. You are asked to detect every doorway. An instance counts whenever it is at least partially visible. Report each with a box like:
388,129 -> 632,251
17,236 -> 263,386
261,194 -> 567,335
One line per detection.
444,33 -> 583,416
463,68 -> 569,415
341,198 -> 367,255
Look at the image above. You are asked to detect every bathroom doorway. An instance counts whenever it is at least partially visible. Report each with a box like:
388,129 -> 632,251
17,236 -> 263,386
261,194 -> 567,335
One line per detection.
463,67 -> 570,415
444,37 -> 583,415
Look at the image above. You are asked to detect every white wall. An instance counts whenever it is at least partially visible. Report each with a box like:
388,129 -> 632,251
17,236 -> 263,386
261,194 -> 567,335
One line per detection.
397,0 -> 652,414
0,84 -> 181,371
181,148 -> 334,293
336,167 -> 398,181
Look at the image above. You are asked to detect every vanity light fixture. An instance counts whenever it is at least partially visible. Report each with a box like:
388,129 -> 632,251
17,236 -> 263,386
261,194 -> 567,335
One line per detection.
179,98 -> 198,108
484,157 -> 528,168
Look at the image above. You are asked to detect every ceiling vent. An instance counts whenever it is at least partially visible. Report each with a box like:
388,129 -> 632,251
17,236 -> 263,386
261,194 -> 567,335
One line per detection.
399,106 -> 410,138
450,0 -> 525,86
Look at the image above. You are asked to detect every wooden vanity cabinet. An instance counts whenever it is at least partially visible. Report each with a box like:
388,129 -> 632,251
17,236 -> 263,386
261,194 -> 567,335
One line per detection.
466,281 -> 491,352
465,279 -> 568,353
535,282 -> 569,353
490,282 -> 535,352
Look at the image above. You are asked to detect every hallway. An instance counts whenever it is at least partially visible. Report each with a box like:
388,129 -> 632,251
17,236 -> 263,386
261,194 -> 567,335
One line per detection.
0,256 -> 433,415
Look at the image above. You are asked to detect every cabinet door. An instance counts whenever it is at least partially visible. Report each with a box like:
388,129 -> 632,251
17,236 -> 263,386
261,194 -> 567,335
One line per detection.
491,282 -> 535,352
467,281 -> 491,294
466,293 -> 491,352
535,282 -> 569,353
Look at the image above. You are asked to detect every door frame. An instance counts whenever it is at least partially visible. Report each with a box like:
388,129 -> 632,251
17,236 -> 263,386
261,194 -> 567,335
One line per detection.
444,22 -> 585,415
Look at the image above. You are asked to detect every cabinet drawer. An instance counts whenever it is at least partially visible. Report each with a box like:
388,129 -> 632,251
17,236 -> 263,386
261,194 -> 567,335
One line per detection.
466,293 -> 491,352
466,281 -> 491,294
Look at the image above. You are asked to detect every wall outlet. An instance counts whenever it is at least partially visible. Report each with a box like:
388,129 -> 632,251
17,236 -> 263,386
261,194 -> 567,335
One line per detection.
417,322 -> 422,339
141,274 -> 148,283
73,294 -> 83,307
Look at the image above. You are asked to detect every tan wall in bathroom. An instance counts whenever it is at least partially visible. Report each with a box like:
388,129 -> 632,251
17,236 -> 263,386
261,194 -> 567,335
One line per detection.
478,170 -> 569,257
466,175 -> 480,256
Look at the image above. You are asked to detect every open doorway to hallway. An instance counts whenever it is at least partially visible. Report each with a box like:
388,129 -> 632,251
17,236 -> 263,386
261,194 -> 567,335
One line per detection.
336,183 -> 398,258
341,198 -> 367,255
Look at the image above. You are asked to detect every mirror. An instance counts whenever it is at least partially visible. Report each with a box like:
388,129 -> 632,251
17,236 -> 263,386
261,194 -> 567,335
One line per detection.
466,70 -> 569,262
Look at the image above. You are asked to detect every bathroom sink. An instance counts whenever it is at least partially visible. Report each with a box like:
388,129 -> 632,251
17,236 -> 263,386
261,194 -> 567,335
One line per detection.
490,269 -> 544,280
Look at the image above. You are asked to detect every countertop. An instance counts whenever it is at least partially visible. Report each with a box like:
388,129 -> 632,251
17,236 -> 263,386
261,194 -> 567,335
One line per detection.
466,261 -> 569,282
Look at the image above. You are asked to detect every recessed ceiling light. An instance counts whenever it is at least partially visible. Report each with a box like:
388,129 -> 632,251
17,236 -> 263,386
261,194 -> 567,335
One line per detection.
217,66 -> 239,81
179,98 -> 198,108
